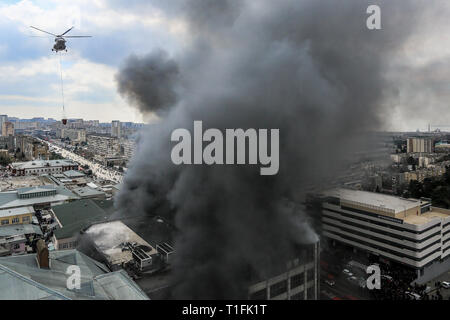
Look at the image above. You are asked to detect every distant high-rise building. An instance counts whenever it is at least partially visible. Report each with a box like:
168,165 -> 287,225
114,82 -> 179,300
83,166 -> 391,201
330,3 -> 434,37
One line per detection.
1,121 -> 14,137
406,137 -> 433,153
111,120 -> 121,138
0,115 -> 7,134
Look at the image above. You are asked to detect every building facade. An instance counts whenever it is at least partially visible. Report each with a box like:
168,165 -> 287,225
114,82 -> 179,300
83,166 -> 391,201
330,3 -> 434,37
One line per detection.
1,122 -> 14,137
87,134 -> 121,159
0,206 -> 34,226
248,242 -> 320,300
407,138 -> 433,153
319,189 -> 450,284
10,160 -> 78,176
111,121 -> 121,138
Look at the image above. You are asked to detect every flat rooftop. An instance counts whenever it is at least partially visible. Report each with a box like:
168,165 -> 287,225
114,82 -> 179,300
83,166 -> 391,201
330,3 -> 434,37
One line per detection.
324,188 -> 424,214
0,175 -> 50,192
11,159 -> 77,170
71,186 -> 105,198
85,220 -> 157,267
0,186 -> 79,210
0,206 -> 34,218
403,207 -> 450,225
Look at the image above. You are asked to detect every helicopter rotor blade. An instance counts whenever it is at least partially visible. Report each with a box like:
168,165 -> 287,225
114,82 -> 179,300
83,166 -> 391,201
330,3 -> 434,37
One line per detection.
63,35 -> 92,38
30,26 -> 56,36
60,26 -> 74,36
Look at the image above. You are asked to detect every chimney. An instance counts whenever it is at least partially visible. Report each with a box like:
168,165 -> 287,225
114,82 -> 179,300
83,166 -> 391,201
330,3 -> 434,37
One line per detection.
36,239 -> 49,269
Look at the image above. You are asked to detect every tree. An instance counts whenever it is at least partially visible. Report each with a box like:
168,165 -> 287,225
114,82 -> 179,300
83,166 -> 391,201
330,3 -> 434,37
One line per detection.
408,180 -> 422,198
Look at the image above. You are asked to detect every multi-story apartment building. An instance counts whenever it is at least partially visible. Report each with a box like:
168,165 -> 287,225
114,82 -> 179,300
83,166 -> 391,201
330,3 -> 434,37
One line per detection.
248,242 -> 320,300
121,138 -> 136,159
1,122 -> 14,137
403,165 -> 447,183
111,120 -> 121,138
87,134 -> 121,159
407,137 -> 433,153
319,188 -> 450,284
0,115 -> 7,135
60,128 -> 86,143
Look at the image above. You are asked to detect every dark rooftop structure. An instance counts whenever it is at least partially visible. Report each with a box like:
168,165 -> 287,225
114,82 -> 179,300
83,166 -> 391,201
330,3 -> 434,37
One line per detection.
52,199 -> 115,241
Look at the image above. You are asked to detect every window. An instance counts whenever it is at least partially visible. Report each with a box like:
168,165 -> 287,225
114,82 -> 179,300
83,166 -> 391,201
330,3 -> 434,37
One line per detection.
270,280 -> 287,299
249,289 -> 267,300
1,219 -> 9,225
307,270 -> 315,283
307,288 -> 315,300
62,243 -> 68,249
22,216 -> 30,223
290,273 -> 304,289
11,217 -> 19,224
13,244 -> 20,250
291,292 -> 304,300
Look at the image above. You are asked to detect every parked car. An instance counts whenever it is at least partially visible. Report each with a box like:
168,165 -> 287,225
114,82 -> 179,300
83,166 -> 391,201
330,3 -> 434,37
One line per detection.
441,281 -> 450,289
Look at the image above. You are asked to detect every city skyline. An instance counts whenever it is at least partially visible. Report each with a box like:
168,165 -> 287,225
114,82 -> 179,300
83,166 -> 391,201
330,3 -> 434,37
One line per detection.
0,1 -> 450,130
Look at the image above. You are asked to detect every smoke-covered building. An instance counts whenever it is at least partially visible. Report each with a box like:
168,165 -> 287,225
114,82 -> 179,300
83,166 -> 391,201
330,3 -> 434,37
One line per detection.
248,242 -> 320,300
83,220 -> 158,271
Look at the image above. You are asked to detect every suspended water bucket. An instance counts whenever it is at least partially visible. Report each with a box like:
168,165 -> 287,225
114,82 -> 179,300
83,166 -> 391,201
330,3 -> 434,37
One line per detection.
62,119 -> 67,125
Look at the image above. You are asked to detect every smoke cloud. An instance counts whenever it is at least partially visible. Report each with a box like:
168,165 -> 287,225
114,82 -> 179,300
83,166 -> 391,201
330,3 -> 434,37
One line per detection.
116,49 -> 180,115
115,0 -> 426,299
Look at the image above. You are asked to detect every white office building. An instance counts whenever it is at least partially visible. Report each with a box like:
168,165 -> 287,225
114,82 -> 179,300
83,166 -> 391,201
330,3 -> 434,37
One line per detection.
319,189 -> 450,284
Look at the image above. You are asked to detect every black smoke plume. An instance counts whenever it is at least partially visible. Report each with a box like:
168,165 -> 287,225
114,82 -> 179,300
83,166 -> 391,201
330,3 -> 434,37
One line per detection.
115,0 -> 425,299
116,49 -> 180,115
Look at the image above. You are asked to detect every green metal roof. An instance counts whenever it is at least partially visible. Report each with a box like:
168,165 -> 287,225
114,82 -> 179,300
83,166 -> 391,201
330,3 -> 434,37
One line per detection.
53,199 -> 115,240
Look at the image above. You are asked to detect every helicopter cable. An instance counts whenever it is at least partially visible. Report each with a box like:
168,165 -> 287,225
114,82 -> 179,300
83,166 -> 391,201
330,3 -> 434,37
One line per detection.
58,52 -> 65,113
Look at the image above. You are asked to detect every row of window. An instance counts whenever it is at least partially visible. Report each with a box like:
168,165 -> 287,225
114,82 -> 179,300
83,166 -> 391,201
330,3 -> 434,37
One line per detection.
59,241 -> 78,250
324,216 -> 442,252
324,208 -> 440,239
325,230 -> 442,263
324,211 -> 441,244
19,190 -> 57,199
1,216 -> 30,225
339,205 -> 440,234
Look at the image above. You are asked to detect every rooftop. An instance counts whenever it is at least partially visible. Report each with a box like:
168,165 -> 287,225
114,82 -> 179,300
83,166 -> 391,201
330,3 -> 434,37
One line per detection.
11,159 -> 77,170
324,188 -> 424,214
403,207 -> 450,225
0,249 -> 148,300
0,186 -> 79,210
0,206 -> 34,219
63,170 -> 85,178
52,199 -> 115,240
0,175 -> 50,192
0,224 -> 42,238
71,186 -> 105,199
85,220 -> 157,267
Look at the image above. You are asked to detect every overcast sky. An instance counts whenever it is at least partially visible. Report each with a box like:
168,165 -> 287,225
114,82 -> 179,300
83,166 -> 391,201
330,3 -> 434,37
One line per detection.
0,0 -> 187,123
1,0 -> 450,131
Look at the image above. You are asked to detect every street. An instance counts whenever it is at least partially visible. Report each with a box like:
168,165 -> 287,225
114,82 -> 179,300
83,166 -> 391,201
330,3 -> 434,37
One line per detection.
38,138 -> 124,183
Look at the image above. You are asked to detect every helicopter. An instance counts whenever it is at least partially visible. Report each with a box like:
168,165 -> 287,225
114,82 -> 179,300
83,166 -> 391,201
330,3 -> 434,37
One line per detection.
30,26 -> 92,52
